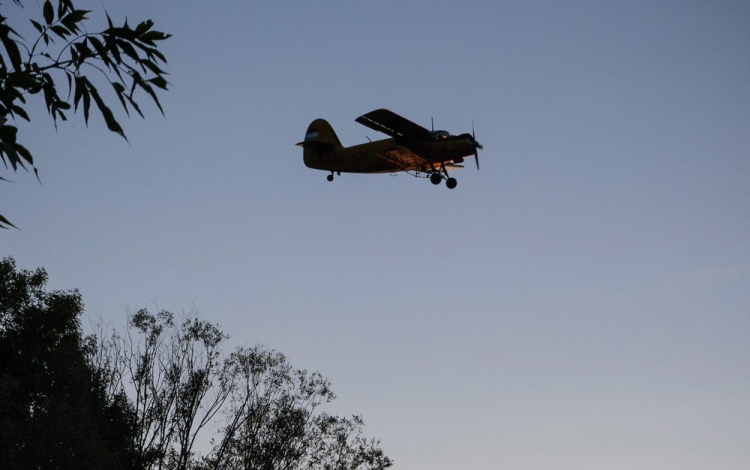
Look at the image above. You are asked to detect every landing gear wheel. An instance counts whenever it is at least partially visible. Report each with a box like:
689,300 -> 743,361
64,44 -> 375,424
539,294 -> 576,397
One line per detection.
446,177 -> 457,189
430,173 -> 442,185
327,174 -> 334,182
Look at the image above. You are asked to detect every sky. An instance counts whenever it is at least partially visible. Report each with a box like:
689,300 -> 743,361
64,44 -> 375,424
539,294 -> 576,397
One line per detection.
3,0 -> 750,468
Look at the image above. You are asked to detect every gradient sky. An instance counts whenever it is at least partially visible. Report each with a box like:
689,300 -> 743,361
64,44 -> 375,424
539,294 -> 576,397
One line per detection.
3,1 -> 750,468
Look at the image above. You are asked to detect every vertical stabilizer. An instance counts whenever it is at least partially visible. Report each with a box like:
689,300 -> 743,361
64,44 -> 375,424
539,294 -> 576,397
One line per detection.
297,119 -> 343,169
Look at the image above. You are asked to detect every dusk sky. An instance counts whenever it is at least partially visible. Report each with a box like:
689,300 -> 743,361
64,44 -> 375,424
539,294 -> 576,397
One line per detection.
3,1 -> 749,468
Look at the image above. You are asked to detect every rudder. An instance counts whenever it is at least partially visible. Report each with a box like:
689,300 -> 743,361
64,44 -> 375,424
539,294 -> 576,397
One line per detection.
297,119 -> 342,148
297,119 -> 343,169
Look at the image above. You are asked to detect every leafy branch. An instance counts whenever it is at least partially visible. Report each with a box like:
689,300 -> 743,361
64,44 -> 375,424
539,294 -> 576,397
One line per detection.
0,0 -> 170,228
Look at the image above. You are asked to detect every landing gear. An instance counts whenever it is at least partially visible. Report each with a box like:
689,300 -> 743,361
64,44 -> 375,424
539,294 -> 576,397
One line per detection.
327,174 -> 334,182
429,164 -> 458,189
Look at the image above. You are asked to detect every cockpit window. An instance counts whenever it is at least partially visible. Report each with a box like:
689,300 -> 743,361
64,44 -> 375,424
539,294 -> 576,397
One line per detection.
430,130 -> 450,140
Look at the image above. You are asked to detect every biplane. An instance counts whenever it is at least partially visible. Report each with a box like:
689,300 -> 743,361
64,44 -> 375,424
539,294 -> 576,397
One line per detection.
297,109 -> 482,189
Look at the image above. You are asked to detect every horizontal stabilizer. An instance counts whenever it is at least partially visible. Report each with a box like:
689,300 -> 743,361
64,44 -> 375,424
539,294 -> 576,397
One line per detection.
296,140 -> 335,149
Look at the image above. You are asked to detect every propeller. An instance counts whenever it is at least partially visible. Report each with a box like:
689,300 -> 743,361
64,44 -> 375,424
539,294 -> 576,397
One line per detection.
472,122 -> 482,170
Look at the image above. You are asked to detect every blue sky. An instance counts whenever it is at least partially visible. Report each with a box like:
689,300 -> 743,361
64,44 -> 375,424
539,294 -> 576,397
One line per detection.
3,1 -> 750,468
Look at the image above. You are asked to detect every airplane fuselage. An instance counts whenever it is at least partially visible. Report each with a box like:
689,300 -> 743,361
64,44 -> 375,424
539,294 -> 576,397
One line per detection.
303,136 -> 477,174
304,138 -> 396,173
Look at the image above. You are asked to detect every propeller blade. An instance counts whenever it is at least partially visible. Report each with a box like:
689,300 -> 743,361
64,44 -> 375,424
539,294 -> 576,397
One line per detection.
471,121 -> 481,170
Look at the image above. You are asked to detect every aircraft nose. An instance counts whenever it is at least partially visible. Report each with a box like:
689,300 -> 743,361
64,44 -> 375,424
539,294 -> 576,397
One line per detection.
464,135 -> 482,150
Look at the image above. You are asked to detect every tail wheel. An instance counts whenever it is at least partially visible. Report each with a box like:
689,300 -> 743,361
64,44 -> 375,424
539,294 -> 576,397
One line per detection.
327,174 -> 334,182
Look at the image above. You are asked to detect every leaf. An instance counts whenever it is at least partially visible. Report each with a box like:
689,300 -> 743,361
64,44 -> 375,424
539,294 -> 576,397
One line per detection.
73,76 -> 84,111
112,82 -> 126,95
135,19 -> 153,36
60,9 -> 89,33
139,30 -> 171,45
0,140 -> 21,170
41,78 -> 57,114
0,214 -> 18,229
131,42 -> 164,63
30,19 -> 44,33
111,82 -> 129,116
43,0 -> 54,26
0,125 -> 18,142
116,39 -> 139,61
88,85 -> 126,139
51,25 -> 70,39
15,142 -> 34,167
108,36 -> 122,64
148,76 -> 168,90
141,60 -> 165,76
142,81 -> 164,115
126,94 -> 143,118
58,0 -> 74,18
70,47 -> 79,67
0,26 -> 23,70
82,79 -> 91,124
130,71 -> 164,115
87,36 -> 110,67
10,105 -> 30,122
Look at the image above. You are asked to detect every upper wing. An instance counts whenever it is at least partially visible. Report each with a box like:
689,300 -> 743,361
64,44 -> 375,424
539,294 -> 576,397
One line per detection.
355,109 -> 431,140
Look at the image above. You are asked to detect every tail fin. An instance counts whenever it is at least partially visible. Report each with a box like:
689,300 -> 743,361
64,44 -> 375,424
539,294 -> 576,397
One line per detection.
297,119 -> 343,169
296,119 -> 342,149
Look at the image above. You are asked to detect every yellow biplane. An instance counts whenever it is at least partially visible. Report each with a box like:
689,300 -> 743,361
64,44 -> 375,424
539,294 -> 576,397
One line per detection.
297,109 -> 482,189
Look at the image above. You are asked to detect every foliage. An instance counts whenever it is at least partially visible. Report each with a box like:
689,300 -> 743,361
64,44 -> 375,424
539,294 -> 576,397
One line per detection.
207,346 -> 391,470
90,309 -> 234,470
1,257 -> 392,470
0,0 -> 170,228
95,309 -> 393,470
0,257 -> 136,469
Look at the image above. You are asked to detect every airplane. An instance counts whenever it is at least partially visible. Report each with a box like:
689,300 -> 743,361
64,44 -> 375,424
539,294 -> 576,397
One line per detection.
297,109 -> 482,189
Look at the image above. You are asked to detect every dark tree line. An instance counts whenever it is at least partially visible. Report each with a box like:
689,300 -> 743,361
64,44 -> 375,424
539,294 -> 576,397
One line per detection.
1,257 -> 392,470
0,257 -> 135,468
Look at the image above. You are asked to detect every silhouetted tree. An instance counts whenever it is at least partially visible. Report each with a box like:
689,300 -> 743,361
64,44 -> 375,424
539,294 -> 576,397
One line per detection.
205,346 -> 392,470
2,257 -> 392,470
0,0 -> 170,228
90,309 -> 234,470
0,257 -> 136,469
96,311 -> 393,470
